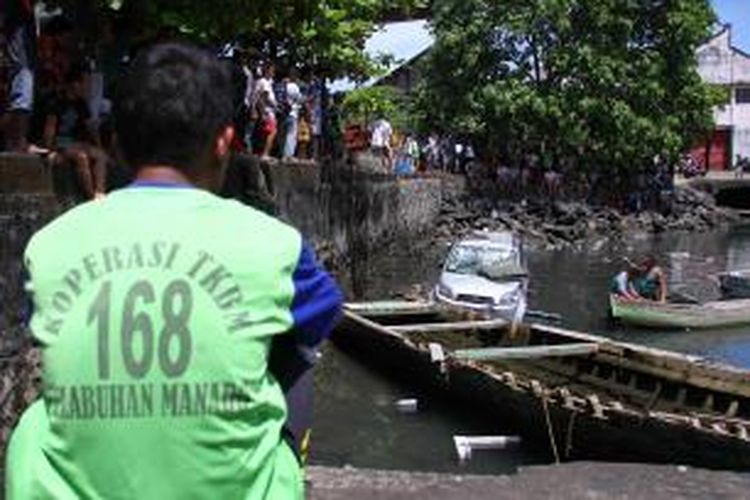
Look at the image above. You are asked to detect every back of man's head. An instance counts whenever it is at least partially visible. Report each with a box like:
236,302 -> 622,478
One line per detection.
114,42 -> 234,171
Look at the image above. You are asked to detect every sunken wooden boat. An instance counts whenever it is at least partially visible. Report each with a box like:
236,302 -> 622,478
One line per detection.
335,301 -> 750,470
610,294 -> 750,329
719,269 -> 750,300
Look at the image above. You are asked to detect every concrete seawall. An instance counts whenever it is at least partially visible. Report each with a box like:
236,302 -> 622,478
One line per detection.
0,153 -> 446,311
222,156 -> 444,267
0,152 -> 445,262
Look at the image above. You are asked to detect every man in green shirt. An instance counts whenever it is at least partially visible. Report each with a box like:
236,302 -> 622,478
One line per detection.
7,42 -> 342,499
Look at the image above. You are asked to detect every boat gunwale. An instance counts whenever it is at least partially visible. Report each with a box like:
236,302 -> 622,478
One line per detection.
345,301 -> 750,383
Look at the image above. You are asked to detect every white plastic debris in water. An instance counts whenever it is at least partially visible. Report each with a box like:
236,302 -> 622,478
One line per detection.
429,343 -> 446,363
395,398 -> 419,413
454,435 -> 521,463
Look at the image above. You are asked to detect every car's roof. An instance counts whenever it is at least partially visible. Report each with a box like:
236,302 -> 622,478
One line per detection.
455,233 -> 517,251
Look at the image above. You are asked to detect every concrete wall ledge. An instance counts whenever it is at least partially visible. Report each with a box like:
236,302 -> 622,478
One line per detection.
0,153 -> 54,194
306,462 -> 750,500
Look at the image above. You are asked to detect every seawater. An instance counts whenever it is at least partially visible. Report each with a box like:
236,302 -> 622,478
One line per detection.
311,223 -> 750,472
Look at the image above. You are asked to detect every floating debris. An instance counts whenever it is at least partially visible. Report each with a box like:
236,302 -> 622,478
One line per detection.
395,398 -> 419,414
454,435 -> 522,462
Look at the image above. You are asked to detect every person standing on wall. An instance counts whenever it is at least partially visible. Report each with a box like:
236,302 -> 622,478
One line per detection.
296,105 -> 312,160
369,114 -> 392,171
1,0 -> 39,152
6,42 -> 342,500
282,68 -> 303,160
252,62 -> 278,160
308,74 -> 323,160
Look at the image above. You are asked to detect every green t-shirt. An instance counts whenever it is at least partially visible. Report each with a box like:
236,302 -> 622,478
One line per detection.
7,186 -> 305,499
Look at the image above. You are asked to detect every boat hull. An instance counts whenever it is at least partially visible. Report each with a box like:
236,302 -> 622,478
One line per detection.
333,303 -> 750,470
610,295 -> 750,329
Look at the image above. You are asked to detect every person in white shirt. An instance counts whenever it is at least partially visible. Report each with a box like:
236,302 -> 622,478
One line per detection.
282,70 -> 304,159
252,63 -> 277,159
369,117 -> 393,171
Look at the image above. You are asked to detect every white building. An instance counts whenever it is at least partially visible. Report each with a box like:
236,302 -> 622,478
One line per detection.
329,20 -> 434,94
695,25 -> 750,170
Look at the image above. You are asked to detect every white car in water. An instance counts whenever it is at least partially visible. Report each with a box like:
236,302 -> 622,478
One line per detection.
433,232 -> 528,322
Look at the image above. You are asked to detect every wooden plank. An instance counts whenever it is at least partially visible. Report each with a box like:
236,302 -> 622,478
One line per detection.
526,309 -> 563,322
453,343 -> 599,362
339,311 -> 406,340
345,301 -> 438,317
389,318 -> 508,334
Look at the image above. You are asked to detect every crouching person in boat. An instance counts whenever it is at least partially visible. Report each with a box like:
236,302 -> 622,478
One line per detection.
612,256 -> 667,303
6,42 -> 343,500
611,266 -> 642,301
632,256 -> 668,303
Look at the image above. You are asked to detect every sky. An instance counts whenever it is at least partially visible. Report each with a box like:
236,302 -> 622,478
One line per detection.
713,0 -> 750,51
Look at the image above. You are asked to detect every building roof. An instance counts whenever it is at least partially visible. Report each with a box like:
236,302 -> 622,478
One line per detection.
329,19 -> 434,93
700,24 -> 750,60
697,24 -> 750,85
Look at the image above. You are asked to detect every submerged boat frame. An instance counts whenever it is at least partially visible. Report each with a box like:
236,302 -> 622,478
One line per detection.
335,301 -> 750,470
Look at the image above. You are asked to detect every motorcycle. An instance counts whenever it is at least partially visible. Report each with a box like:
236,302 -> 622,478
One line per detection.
677,155 -> 706,178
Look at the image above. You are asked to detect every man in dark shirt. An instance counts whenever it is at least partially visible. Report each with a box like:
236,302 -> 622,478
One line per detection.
38,69 -> 106,200
1,0 -> 37,151
39,69 -> 91,148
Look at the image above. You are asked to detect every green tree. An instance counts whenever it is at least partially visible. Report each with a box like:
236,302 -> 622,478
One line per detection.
342,86 -> 415,132
51,0 -> 427,78
418,0 -> 723,181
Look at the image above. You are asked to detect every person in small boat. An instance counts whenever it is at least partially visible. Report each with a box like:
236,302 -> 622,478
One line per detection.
612,257 -> 667,303
632,256 -> 667,303
611,266 -> 642,301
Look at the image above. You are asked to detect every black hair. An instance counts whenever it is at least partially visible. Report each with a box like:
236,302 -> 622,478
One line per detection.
641,255 -> 658,270
113,42 -> 234,171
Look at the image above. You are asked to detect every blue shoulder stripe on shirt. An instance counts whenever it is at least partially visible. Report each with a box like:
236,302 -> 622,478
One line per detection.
291,241 -> 343,346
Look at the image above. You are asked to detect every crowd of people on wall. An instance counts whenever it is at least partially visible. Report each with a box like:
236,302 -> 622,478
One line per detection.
1,0 -> 489,206
345,112 -> 479,178
229,52 -> 330,162
1,3 -> 119,199
0,3 -> 347,202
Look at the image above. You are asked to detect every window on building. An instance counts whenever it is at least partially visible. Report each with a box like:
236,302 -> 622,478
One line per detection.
737,87 -> 750,104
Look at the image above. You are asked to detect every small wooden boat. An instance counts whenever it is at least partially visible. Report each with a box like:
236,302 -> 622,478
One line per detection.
610,294 -> 750,329
719,269 -> 750,300
333,301 -> 750,470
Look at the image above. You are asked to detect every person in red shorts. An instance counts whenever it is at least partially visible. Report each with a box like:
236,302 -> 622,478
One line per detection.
252,63 -> 278,159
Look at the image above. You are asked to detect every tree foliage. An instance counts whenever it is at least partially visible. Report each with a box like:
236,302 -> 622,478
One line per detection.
417,0 -> 723,173
50,0 -> 427,78
342,86 -> 415,131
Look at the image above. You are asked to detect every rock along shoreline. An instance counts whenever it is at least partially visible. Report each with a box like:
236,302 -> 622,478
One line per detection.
434,186 -> 739,251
